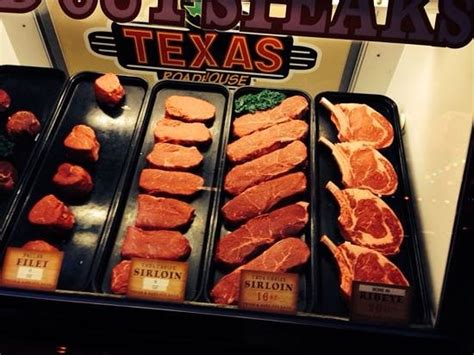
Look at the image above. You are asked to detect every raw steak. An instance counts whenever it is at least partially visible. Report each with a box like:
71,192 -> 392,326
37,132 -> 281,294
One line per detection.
23,240 -> 59,253
28,194 -> 75,230
227,120 -> 308,164
0,161 -> 17,192
52,163 -> 94,197
320,97 -> 394,149
165,95 -> 215,122
233,96 -> 308,137
139,169 -> 204,197
222,172 -> 307,224
7,111 -> 41,140
154,119 -> 212,146
146,143 -> 203,170
225,141 -> 307,196
320,138 -> 397,195
111,260 -> 131,294
0,89 -> 11,112
121,226 -> 191,260
321,235 -> 409,300
64,125 -> 100,163
135,194 -> 195,230
94,73 -> 125,106
211,238 -> 310,305
216,202 -> 308,267
326,181 -> 404,255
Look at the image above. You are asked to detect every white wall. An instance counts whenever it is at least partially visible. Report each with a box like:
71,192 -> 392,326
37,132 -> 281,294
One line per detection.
0,19 -> 19,64
386,43 -> 472,322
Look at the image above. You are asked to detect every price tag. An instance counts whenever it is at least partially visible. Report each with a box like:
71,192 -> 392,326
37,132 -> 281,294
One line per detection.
351,281 -> 412,325
127,258 -> 188,303
239,270 -> 298,314
0,247 -> 63,291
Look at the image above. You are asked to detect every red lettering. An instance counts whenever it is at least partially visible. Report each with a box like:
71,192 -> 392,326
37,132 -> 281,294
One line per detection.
59,0 -> 98,19
255,37 -> 284,73
0,0 -> 40,13
123,28 -> 153,64
157,32 -> 186,67
223,36 -> 253,71
100,0 -> 141,22
189,33 -> 218,69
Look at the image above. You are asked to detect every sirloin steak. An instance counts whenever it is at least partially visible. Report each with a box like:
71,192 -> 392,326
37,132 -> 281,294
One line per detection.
146,143 -> 203,170
211,238 -> 310,305
111,260 -> 131,294
139,169 -> 204,197
165,95 -> 215,122
216,202 -> 308,267
154,119 -> 212,146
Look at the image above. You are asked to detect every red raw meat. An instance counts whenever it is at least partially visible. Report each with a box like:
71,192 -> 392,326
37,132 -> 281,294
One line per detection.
6,111 -> 41,139
321,235 -> 409,300
146,143 -> 203,171
320,97 -> 394,149
28,194 -> 75,230
52,163 -> 94,197
23,240 -> 59,253
320,138 -> 398,195
111,260 -> 131,294
64,125 -> 100,163
165,95 -> 215,122
94,73 -> 125,106
0,89 -> 11,112
154,119 -> 212,146
211,238 -> 310,305
139,169 -> 204,197
0,161 -> 17,192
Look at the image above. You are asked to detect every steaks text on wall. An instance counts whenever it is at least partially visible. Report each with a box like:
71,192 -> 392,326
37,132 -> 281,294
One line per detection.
0,0 -> 472,48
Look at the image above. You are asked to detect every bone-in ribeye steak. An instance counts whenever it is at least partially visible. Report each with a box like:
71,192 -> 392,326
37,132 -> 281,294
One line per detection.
211,238 -> 310,304
225,141 -> 307,196
320,138 -> 398,195
320,97 -> 394,149
233,95 -> 308,138
227,120 -> 308,164
321,235 -> 409,300
326,181 -> 404,255
139,169 -> 204,197
146,143 -> 203,171
222,172 -> 307,224
216,202 -> 308,267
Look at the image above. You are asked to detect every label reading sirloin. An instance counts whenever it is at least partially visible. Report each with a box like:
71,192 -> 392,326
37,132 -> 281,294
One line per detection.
1,247 -> 64,291
351,281 -> 412,325
127,258 -> 188,302
239,270 -> 299,314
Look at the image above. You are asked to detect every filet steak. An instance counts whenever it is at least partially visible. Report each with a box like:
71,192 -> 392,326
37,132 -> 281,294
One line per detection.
154,119 -> 212,146
165,95 -> 216,122
22,240 -> 59,253
225,141 -> 307,196
233,96 -> 308,138
135,194 -> 195,230
211,238 -> 310,305
121,226 -> 191,260
215,202 -> 308,267
227,120 -> 308,164
320,97 -> 394,149
320,138 -> 398,195
222,172 -> 307,224
94,73 -> 125,106
0,160 -> 17,192
0,89 -> 11,112
52,163 -> 94,197
111,260 -> 131,294
321,235 -> 409,300
64,125 -> 100,163
7,111 -> 41,140
146,143 -> 203,171
326,181 -> 404,255
28,194 -> 75,230
139,169 -> 204,197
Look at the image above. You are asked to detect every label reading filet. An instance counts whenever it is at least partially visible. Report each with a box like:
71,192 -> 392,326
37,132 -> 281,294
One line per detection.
0,247 -> 63,291
127,258 -> 188,303
239,270 -> 298,314
351,281 -> 412,325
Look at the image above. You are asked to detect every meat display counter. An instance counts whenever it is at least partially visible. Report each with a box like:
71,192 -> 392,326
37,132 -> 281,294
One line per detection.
0,1 -> 472,352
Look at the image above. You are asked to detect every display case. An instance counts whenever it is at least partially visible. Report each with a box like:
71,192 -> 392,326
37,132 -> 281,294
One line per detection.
0,1 -> 472,352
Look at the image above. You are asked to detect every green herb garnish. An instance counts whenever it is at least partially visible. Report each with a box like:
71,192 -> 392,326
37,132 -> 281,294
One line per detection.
234,90 -> 286,114
0,134 -> 15,158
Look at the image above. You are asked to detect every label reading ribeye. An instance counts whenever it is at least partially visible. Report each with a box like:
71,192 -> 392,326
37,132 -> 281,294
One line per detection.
0,247 -> 63,291
127,258 -> 188,303
351,282 -> 412,325
239,270 -> 298,314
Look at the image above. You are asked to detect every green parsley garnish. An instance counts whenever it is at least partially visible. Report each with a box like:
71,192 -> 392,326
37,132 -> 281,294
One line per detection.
234,90 -> 286,114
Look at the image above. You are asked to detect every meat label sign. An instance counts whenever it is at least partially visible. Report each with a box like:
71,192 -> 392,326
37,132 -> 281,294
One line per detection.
351,281 -> 412,325
239,270 -> 299,314
127,258 -> 188,303
0,247 -> 64,291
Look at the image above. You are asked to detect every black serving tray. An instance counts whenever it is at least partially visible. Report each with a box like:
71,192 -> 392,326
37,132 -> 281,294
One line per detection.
0,72 -> 148,291
313,91 -> 430,324
203,86 -> 316,312
95,80 -> 230,301
0,65 -> 66,236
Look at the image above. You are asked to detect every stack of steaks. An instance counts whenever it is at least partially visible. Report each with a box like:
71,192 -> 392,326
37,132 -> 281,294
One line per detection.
211,93 -> 311,305
111,95 -> 216,294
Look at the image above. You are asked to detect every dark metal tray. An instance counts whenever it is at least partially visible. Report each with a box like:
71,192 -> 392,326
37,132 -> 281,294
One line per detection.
0,65 -> 66,235
203,86 -> 316,312
0,72 -> 148,291
313,91 -> 430,324
95,80 -> 230,301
